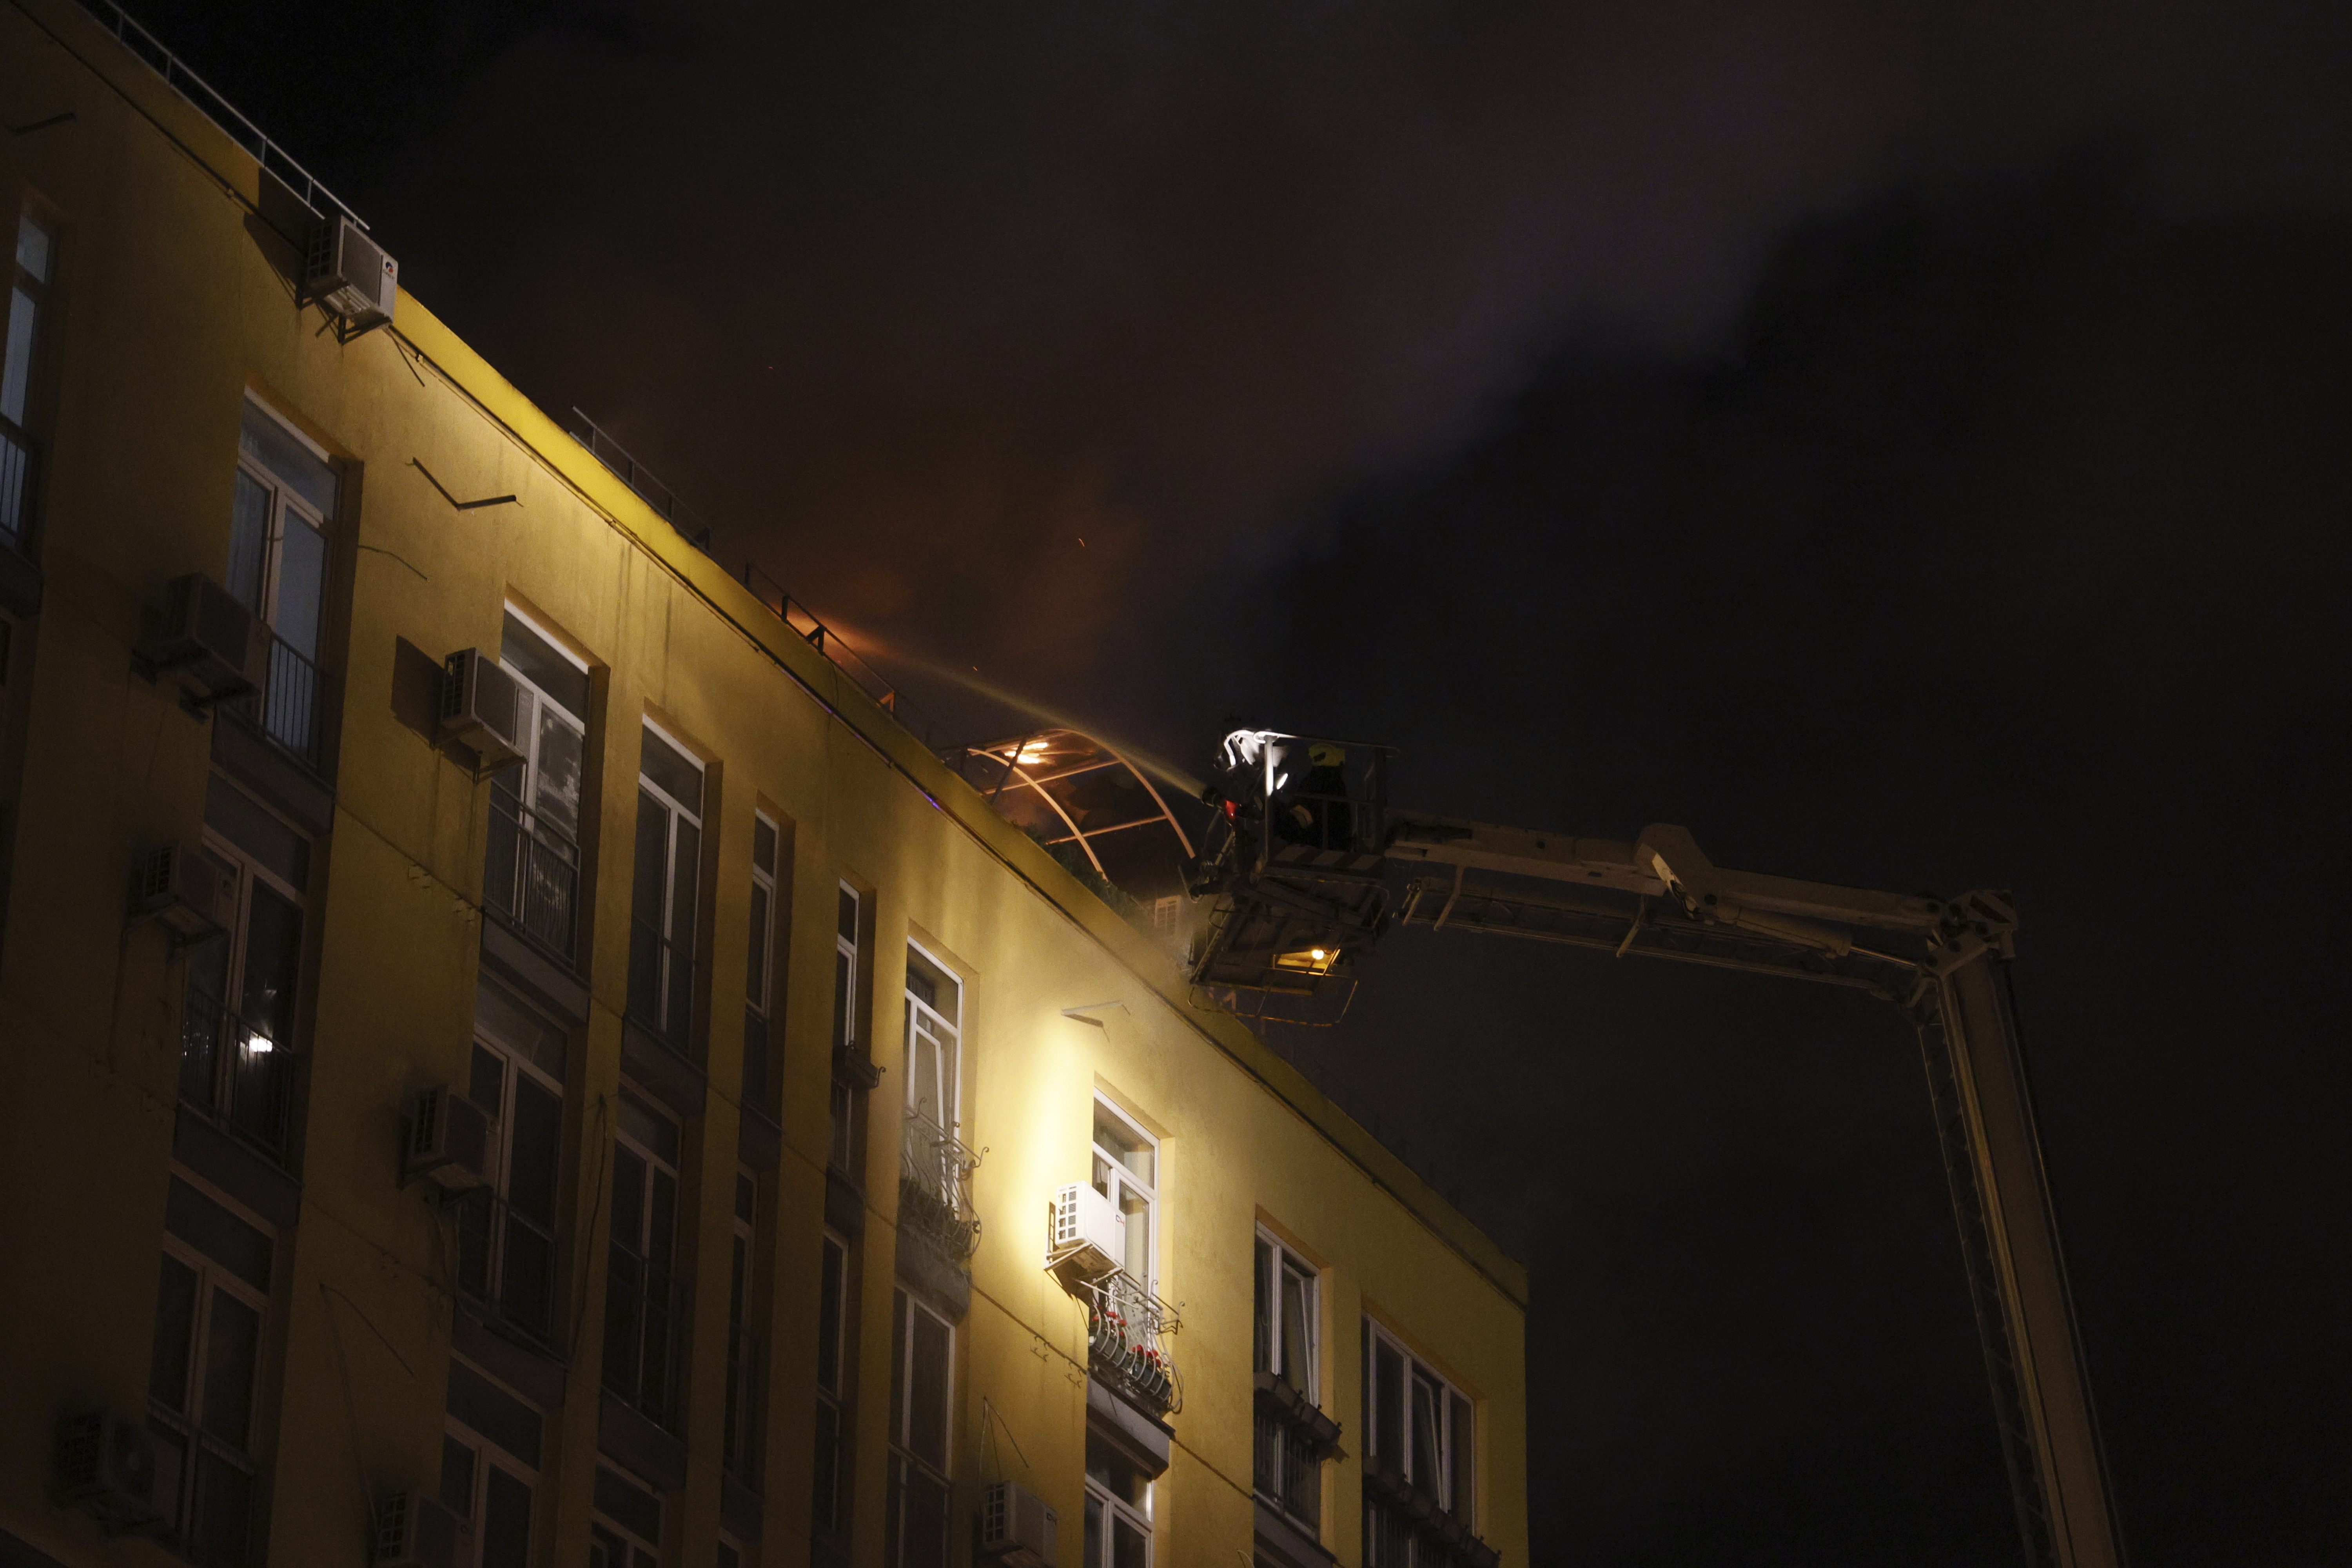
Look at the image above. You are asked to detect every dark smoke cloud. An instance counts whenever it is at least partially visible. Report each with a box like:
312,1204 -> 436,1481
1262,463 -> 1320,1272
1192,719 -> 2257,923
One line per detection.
352,0 -> 2352,686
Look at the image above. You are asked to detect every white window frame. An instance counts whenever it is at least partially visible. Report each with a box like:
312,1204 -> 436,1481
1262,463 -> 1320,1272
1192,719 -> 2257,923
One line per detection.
464,984 -> 565,1338
632,718 -> 706,1041
148,1173 -> 275,1565
1083,1434 -> 1153,1568
1091,1096 -> 1158,1294
4,206 -> 57,434
229,396 -> 336,653
441,1361 -> 540,1568
901,941 -> 960,1135
835,883 -> 862,1052
1363,1319 -> 1477,1526
748,812 -> 781,1022
1256,1229 -> 1319,1400
496,604 -> 590,835
886,1286 -> 955,1568
814,1229 -> 851,1540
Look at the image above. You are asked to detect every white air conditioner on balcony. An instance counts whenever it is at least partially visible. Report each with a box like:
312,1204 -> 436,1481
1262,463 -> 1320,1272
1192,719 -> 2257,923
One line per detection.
136,573 -> 267,705
374,1489 -> 462,1568
308,215 -> 398,332
405,1085 -> 492,1191
439,649 -> 526,770
1051,1182 -> 1124,1278
131,842 -> 234,946
54,1410 -> 163,1533
980,1478 -> 1058,1568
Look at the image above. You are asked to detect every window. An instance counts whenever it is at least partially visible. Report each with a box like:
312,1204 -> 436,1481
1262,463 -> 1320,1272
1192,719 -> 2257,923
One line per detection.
2,208 -> 57,545
439,1358 -> 540,1568
744,812 -> 781,1110
1091,1100 -> 1156,1290
183,775 -> 307,1163
227,397 -> 338,760
590,1464 -> 661,1568
723,1169 -> 762,1480
627,721 -> 704,1049
1083,1433 -> 1151,1568
828,885 -> 864,1175
454,979 -> 564,1343
147,1174 -> 273,1567
901,944 -> 958,1133
485,608 -> 587,962
1364,1321 -> 1476,1524
604,1090 -> 684,1427
813,1230 -> 851,1543
884,1287 -> 952,1568
1255,1233 -> 1317,1396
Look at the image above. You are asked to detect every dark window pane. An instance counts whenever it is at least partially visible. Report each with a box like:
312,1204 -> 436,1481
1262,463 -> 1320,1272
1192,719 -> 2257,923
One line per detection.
1281,1265 -> 1312,1393
438,1435 -> 475,1519
904,1465 -> 948,1568
610,1148 -> 646,1256
482,1463 -> 533,1568
447,1360 -> 543,1469
753,816 -> 777,875
832,949 -> 853,1050
1450,1392 -> 1476,1521
149,1421 -> 187,1530
1374,1341 -> 1404,1468
165,1179 -> 272,1292
638,726 -> 703,815
593,1463 -> 661,1545
816,1239 -> 845,1394
746,882 -> 769,1004
500,611 -> 588,720
1084,1494 -> 1103,1568
150,1255 -> 200,1411
201,1288 -> 261,1448
909,1308 -> 950,1470
1112,1515 -> 1147,1568
508,1074 -> 563,1226
1410,1373 -> 1441,1494
735,1172 -> 756,1226
889,1290 -> 908,1446
667,817 -> 700,1042
205,775 -> 307,888
838,887 -> 858,942
470,1046 -> 504,1123
627,794 -> 668,1025
812,1399 -> 842,1533
1253,1239 -> 1271,1375
192,1449 -> 254,1566
225,471 -> 269,611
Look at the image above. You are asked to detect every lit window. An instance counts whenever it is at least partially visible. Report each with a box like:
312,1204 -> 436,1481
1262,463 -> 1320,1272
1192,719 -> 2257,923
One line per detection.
183,775 -> 308,1165
1091,1099 -> 1156,1290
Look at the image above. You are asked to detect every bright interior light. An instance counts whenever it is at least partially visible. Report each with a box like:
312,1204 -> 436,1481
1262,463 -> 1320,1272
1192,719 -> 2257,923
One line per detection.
1310,948 -> 1327,961
243,1031 -> 273,1055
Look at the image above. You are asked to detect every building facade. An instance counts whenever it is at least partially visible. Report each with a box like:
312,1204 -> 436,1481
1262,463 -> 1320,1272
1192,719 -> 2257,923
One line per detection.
0,5 -> 1530,1568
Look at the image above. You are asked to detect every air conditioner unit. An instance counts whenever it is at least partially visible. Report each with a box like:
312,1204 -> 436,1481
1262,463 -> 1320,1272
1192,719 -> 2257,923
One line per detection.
980,1478 -> 1058,1568
308,215 -> 398,331
136,573 -> 267,704
375,1489 -> 463,1568
131,842 -> 235,945
1051,1182 -> 1123,1277
405,1084 -> 492,1191
439,650 -> 526,771
54,1410 -> 163,1532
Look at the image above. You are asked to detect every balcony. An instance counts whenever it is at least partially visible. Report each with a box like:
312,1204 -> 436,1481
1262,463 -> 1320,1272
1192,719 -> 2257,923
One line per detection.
602,1238 -> 686,1431
898,1113 -> 981,1267
1361,1465 -> 1499,1568
484,786 -> 582,967
1254,1372 -> 1342,1534
451,1187 -> 558,1348
1075,1270 -> 1183,1421
223,623 -> 330,775
178,985 -> 292,1167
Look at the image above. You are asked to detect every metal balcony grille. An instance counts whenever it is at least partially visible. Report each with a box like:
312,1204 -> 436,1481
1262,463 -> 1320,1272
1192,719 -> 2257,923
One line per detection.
224,623 -> 330,772
178,984 -> 292,1166
1076,1270 -> 1183,1419
1253,1374 -> 1340,1533
484,785 -> 581,965
1361,1467 -> 1500,1568
898,1114 -> 981,1264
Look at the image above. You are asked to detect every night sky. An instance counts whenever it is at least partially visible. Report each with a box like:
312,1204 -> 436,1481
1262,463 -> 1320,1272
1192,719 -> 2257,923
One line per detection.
134,0 -> 2352,1560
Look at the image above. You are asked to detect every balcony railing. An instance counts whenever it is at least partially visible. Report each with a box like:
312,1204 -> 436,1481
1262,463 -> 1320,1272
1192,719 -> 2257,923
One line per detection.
897,1114 -> 981,1265
484,786 -> 581,966
179,984 -> 293,1166
451,1187 -> 559,1348
0,413 -> 36,551
1254,1373 -> 1342,1533
1361,1466 -> 1499,1568
224,624 -> 330,773
625,914 -> 698,1054
1076,1270 -> 1182,1419
602,1238 -> 686,1431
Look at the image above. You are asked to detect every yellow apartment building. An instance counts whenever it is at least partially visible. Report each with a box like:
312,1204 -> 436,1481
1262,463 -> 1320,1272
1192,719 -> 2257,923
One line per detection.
0,4 -> 1530,1568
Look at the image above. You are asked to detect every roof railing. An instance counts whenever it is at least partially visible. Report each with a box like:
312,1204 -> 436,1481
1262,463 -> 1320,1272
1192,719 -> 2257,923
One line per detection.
568,410 -> 715,556
72,0 -> 367,229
